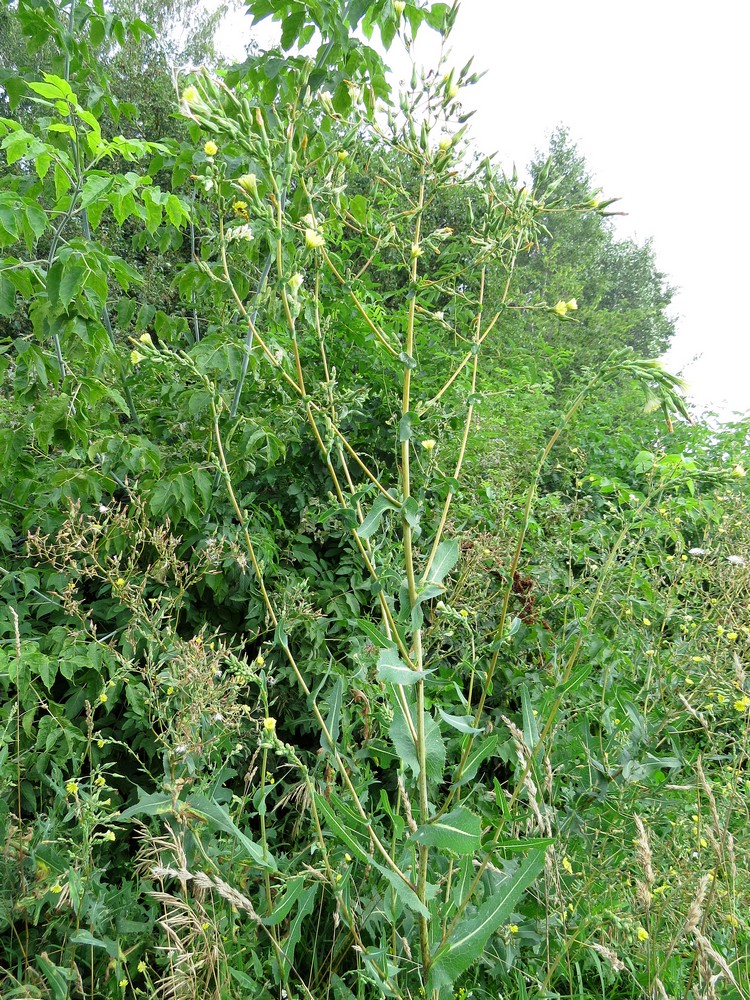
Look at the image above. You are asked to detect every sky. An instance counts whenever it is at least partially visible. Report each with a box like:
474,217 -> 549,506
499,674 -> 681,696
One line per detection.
218,0 -> 750,420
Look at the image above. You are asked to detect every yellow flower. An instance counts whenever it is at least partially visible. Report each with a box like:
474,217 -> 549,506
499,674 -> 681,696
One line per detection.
182,86 -> 199,105
167,686 -> 174,695
642,617 -> 651,626
119,979 -> 127,988
50,884 -> 63,894
733,697 -> 750,712
438,136 -> 452,152
237,172 -> 258,195
553,300 -> 568,316
232,200 -> 248,215
95,776 -> 106,787
115,578 -> 125,587
104,830 -> 116,842
394,0 -> 406,14
732,464 -> 746,477
421,439 -> 436,451
139,332 -> 153,345
562,856 -> 573,874
305,228 -> 324,249
636,927 -> 649,942
65,781 -> 78,796
263,717 -> 276,732
255,654 -> 265,667
98,692 -> 108,704
566,298 -> 578,311
204,140 -> 218,157
508,924 -> 519,933
130,350 -> 143,365
137,961 -> 147,973
337,150 -> 349,163
727,632 -> 738,640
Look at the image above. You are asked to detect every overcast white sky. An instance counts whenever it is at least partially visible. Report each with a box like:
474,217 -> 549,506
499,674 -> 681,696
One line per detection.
219,0 -> 749,420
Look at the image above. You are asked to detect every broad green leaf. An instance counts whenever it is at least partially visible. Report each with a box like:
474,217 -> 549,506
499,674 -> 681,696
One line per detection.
425,539 -> 459,586
413,806 -> 481,855
81,174 -> 114,208
390,706 -> 445,784
59,264 -> 85,308
437,707 -> 483,735
377,646 -> 431,685
429,846 -> 547,990
356,492 -> 399,539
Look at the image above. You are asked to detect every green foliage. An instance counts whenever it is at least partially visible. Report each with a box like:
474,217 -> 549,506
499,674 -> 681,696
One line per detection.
1,2 -> 749,999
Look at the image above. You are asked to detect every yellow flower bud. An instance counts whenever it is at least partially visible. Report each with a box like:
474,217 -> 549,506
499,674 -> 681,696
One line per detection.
394,0 -> 405,14
305,228 -> 325,249
237,173 -> 258,195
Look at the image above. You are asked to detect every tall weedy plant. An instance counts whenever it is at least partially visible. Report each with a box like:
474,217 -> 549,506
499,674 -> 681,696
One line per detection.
125,4 -> 691,996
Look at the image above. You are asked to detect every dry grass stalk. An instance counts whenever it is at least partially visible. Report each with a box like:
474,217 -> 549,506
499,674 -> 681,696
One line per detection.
502,715 -> 550,836
589,941 -> 625,973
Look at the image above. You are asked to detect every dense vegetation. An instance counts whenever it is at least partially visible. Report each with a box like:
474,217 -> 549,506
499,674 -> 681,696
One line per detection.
1,1 -> 748,998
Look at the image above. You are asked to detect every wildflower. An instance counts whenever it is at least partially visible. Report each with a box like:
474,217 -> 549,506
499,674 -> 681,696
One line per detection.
716,625 -> 725,635
50,884 -> 63,894
104,830 -> 116,842
95,776 -> 106,787
337,150 -> 349,162
263,717 -> 277,732
459,608 -> 469,618
435,310 -> 445,321
288,272 -> 304,294
305,228 -> 325,249
226,224 -> 254,243
119,979 -> 127,988
684,677 -> 694,686
175,744 -> 187,754
232,199 -> 248,216
167,686 -> 174,695
182,86 -> 199,105
438,136 -> 452,152
255,654 -> 265,667
446,82 -> 459,100
422,439 -> 436,451
115,578 -> 125,587
137,961 -> 147,973
237,173 -> 258,195
130,350 -> 143,365
344,853 -> 352,862
643,617 -> 651,626
436,600 -> 446,610
566,298 -> 578,311
645,649 -> 655,657
636,927 -> 649,942
394,1 -> 405,14
553,300 -> 568,316
727,555 -> 746,566
727,632 -> 738,640
65,781 -> 78,796
98,503 -> 109,513
508,924 -> 519,933
98,692 -> 107,704
734,696 -> 750,712
688,547 -> 708,556
732,463 -> 746,477
204,140 -> 218,157
562,856 -> 573,874
97,739 -> 104,748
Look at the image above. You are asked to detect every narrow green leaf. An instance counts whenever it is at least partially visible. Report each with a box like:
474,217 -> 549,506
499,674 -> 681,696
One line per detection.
520,684 -> 539,750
